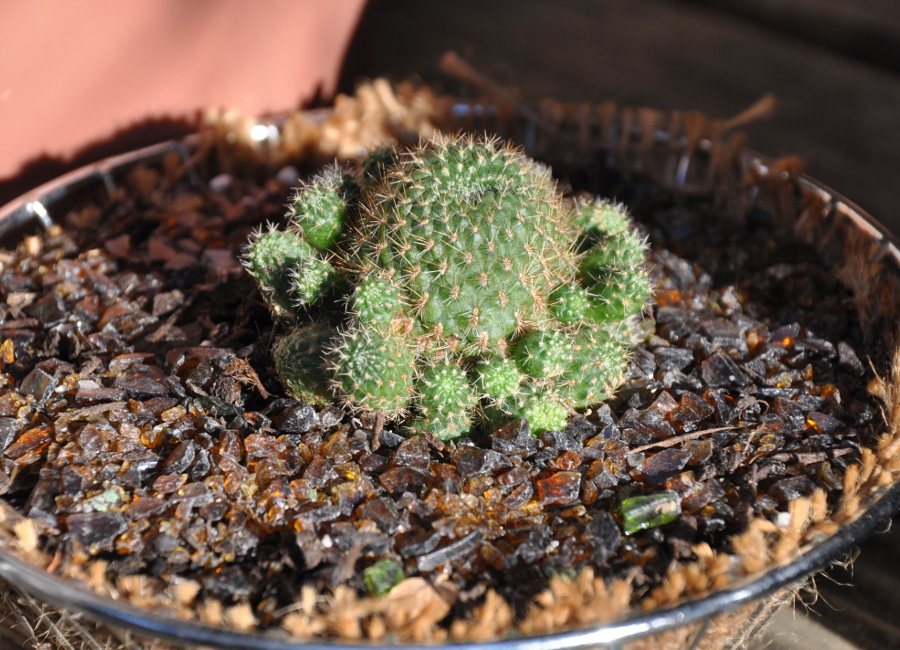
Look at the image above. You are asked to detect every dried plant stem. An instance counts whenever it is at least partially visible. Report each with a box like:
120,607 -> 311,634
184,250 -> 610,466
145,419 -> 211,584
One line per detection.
628,426 -> 739,455
438,51 -> 520,106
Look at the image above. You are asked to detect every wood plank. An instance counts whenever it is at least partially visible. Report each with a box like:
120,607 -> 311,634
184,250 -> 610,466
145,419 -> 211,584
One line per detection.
354,0 -> 900,234
686,0 -> 900,73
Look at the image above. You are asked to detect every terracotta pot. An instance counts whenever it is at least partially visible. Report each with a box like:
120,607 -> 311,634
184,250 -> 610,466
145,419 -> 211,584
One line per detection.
0,0 -> 367,182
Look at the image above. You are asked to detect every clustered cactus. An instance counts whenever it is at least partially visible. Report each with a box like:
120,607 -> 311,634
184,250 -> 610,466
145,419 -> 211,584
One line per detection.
245,135 -> 651,438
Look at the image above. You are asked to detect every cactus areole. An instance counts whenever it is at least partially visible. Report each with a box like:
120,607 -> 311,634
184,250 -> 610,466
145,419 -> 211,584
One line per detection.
244,135 -> 651,439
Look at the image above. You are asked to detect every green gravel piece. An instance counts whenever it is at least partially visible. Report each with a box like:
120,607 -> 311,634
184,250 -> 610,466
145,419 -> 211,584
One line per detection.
363,558 -> 404,596
619,490 -> 682,535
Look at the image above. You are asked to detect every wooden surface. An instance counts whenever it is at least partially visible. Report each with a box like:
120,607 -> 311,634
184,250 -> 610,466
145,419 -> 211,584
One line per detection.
687,0 -> 900,74
345,0 -> 900,236
0,0 -> 367,199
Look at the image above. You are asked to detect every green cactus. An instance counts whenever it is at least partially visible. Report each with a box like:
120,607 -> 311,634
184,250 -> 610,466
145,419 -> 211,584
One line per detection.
246,136 -> 651,435
360,147 -> 399,184
474,356 -> 522,399
548,284 -> 590,324
331,328 -> 416,415
244,228 -> 318,319
415,360 -> 478,440
290,165 -> 358,250
351,275 -> 404,330
557,323 -> 630,408
486,386 -> 569,435
573,199 -> 631,241
291,256 -> 341,306
274,324 -> 336,406
514,329 -> 570,378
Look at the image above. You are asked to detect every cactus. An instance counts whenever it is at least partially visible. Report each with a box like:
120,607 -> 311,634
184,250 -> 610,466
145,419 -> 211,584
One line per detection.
514,330 -> 570,378
244,228 -> 318,319
474,356 -> 522,399
331,328 -> 416,415
415,359 -> 478,440
290,164 -> 358,250
246,135 -> 651,436
351,275 -> 404,330
492,386 -> 570,435
274,324 -> 336,406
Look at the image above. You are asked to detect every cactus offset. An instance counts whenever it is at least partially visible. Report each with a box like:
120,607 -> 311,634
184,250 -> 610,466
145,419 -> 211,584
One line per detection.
331,328 -> 415,415
474,356 -> 522,399
351,275 -> 404,330
244,228 -> 318,319
290,164 -> 358,250
274,324 -> 335,406
414,359 -> 478,440
246,135 -> 651,435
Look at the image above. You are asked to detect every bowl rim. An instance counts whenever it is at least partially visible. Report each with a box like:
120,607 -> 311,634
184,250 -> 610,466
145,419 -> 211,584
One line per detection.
1,130 -> 899,649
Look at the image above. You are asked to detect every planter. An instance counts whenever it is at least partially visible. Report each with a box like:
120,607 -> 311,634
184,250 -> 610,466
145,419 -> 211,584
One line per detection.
1,81 -> 899,650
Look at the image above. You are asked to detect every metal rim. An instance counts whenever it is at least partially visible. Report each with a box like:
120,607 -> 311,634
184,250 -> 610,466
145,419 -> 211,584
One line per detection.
0,132 -> 898,649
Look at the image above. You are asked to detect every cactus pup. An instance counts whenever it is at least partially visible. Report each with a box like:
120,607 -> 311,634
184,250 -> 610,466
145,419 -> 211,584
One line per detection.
245,135 -> 651,438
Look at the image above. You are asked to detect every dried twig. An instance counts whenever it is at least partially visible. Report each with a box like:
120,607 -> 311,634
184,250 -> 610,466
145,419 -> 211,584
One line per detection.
627,426 -> 739,455
56,402 -> 128,424
712,93 -> 776,134
769,449 -> 855,464
438,51 -> 521,106
224,357 -> 270,399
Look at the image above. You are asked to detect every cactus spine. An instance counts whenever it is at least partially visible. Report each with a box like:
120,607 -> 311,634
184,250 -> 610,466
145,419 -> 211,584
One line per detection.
246,135 -> 651,436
